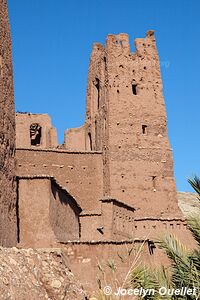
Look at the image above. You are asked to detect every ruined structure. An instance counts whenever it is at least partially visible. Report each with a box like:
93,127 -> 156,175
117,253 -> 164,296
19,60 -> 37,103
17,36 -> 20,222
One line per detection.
0,1 -> 197,294
15,31 -> 192,248
0,0 -> 17,246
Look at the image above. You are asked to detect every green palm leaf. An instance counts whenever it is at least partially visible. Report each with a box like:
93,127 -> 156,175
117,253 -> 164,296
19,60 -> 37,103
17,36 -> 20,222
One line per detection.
188,176 -> 200,199
188,217 -> 200,245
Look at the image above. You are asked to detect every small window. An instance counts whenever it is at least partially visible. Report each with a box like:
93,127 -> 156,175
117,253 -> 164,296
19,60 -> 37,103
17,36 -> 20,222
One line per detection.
148,241 -> 156,255
132,84 -> 137,95
104,119 -> 106,133
142,125 -> 147,134
94,78 -> 100,109
152,176 -> 156,189
30,123 -> 42,146
88,132 -> 92,151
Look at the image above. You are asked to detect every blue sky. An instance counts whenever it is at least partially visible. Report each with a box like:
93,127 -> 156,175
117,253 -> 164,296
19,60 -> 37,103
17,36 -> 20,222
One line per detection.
8,0 -> 200,192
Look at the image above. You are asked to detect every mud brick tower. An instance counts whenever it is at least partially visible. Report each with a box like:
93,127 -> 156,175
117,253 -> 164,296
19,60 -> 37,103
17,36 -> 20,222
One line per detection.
15,31 -> 190,247
0,0 -> 17,246
84,31 -> 181,219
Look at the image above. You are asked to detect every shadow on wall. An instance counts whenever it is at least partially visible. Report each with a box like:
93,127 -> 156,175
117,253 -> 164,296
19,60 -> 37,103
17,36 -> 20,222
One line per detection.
50,181 -> 82,242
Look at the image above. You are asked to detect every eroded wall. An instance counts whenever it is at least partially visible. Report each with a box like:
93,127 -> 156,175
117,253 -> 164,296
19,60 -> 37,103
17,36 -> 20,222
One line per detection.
64,125 -> 86,151
62,241 -> 168,295
0,0 -> 17,246
85,31 -> 183,219
16,113 -> 58,149
18,178 -> 57,248
50,181 -> 81,242
18,177 -> 81,247
16,148 -> 103,212
79,198 -> 193,243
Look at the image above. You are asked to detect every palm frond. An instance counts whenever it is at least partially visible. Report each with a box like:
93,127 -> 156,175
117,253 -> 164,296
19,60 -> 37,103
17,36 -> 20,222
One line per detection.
154,266 -> 172,290
188,217 -> 200,245
130,265 -> 174,299
188,175 -> 200,199
157,234 -> 195,289
130,265 -> 155,287
158,234 -> 188,264
130,265 -> 159,297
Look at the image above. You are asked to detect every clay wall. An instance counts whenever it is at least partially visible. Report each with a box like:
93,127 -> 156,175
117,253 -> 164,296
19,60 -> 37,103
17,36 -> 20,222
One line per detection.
133,218 -> 196,247
85,43 -> 109,195
16,148 -> 103,212
112,202 -> 135,239
0,0 -> 17,246
80,214 -> 102,241
64,125 -> 86,151
18,177 -> 81,248
77,199 -> 136,241
50,181 -> 81,242
79,198 -> 192,243
16,113 -> 58,149
100,199 -> 135,240
18,178 -> 57,248
62,241 -> 168,295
